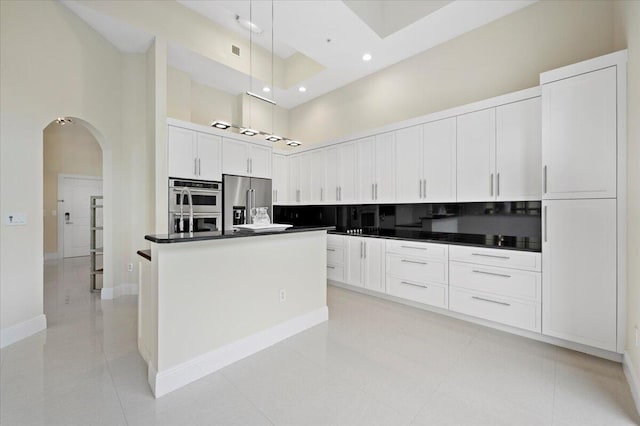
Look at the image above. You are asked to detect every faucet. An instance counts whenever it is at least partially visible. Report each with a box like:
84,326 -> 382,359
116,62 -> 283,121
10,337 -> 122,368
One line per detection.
179,187 -> 194,233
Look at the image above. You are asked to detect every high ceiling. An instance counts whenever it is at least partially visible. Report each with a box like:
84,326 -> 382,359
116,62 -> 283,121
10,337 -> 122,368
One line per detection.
61,0 -> 536,109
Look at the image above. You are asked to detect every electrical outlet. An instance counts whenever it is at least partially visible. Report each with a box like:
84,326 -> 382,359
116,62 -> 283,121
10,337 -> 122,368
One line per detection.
279,289 -> 286,303
127,263 -> 133,272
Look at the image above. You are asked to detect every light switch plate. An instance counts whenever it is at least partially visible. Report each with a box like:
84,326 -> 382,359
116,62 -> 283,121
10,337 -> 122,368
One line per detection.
6,213 -> 27,226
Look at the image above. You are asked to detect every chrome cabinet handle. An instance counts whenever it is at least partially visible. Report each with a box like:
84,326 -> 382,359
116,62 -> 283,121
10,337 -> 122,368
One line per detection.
360,241 -> 363,258
401,281 -> 427,289
423,179 -> 427,199
496,173 -> 500,197
336,187 -> 339,201
419,180 -> 422,198
194,158 -> 197,176
320,187 -> 323,201
471,253 -> 510,259
544,205 -> 548,242
401,245 -> 427,250
375,183 -> 378,200
543,165 -> 547,193
401,259 -> 427,265
250,158 -> 253,173
471,296 -> 511,307
247,158 -> 250,173
364,242 -> 367,258
490,173 -> 494,197
472,269 -> 511,278
339,186 -> 342,201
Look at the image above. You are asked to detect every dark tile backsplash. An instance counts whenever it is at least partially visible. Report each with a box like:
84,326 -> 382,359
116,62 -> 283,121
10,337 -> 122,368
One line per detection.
274,201 -> 541,239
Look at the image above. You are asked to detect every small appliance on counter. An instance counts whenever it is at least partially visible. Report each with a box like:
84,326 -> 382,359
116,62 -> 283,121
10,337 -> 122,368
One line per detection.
223,174 -> 272,232
168,178 -> 222,233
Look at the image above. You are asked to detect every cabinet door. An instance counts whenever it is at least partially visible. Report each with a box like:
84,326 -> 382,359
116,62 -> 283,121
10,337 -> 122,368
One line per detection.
222,138 -> 249,176
272,154 -> 288,204
542,67 -> 617,199
346,237 -> 364,287
288,155 -> 300,203
357,137 -> 376,202
310,150 -> 326,203
364,239 -> 385,293
325,147 -> 338,203
542,199 -> 617,351
248,145 -> 272,179
298,152 -> 312,203
456,109 -> 496,202
196,133 -> 222,181
375,132 -> 395,203
496,98 -> 541,201
338,142 -> 358,203
395,126 -> 423,203
168,126 -> 197,179
423,118 -> 456,202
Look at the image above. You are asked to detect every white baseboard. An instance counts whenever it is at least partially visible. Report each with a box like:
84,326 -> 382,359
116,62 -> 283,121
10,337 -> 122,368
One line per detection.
101,283 -> 139,300
44,252 -> 59,262
623,352 -> 640,417
150,306 -> 329,398
0,314 -> 47,348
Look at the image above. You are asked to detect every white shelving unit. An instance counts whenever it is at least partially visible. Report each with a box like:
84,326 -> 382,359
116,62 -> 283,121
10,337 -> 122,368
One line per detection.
89,195 -> 103,293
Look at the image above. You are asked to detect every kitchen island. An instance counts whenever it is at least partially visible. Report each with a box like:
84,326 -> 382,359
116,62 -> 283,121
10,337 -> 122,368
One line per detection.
138,226 -> 333,397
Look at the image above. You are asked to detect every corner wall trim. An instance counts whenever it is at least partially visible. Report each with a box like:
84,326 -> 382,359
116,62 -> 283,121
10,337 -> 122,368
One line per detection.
150,305 -> 328,398
0,314 -> 47,348
101,283 -> 139,300
623,352 -> 640,417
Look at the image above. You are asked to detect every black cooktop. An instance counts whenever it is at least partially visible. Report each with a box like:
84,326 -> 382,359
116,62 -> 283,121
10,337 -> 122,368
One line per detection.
329,228 -> 541,252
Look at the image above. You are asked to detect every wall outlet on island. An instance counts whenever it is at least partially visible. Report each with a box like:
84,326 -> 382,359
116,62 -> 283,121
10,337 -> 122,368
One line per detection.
279,289 -> 286,303
127,263 -> 133,272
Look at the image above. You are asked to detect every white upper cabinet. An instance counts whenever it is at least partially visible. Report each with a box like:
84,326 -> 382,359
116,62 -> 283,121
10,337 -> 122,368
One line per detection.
496,98 -> 541,201
272,154 -> 288,204
325,147 -> 338,203
222,138 -> 272,178
395,119 -> 456,203
288,154 -> 300,203
310,150 -> 326,203
542,66 -> 617,199
337,142 -> 358,203
298,152 -> 312,203
457,108 -> 496,202
395,125 -> 423,203
357,134 -> 395,203
168,126 -> 222,181
542,198 -> 617,351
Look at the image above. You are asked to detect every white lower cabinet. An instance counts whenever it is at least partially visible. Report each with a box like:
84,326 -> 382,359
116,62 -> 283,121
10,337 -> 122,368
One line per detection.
449,287 -> 541,333
346,237 -> 385,293
327,235 -> 346,282
387,277 -> 448,309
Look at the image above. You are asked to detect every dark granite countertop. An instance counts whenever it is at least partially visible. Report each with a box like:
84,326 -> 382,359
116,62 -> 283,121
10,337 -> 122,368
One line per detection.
145,226 -> 335,244
329,228 -> 541,252
137,249 -> 151,261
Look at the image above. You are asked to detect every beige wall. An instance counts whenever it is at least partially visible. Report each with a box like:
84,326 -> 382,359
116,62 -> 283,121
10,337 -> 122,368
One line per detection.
289,0 -> 616,144
614,0 -> 640,380
43,122 -> 103,255
0,0 -> 151,335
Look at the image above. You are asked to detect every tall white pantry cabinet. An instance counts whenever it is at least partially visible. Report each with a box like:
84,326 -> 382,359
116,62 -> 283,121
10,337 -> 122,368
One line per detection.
541,51 -> 627,353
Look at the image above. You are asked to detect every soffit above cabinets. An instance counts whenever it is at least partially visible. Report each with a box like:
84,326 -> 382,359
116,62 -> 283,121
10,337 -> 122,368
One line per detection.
60,0 -> 537,109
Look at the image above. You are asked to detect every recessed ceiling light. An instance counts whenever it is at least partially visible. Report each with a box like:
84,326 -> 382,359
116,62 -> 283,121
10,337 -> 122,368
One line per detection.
263,86 -> 270,93
211,120 -> 231,129
235,15 -> 262,34
298,86 -> 307,93
286,140 -> 302,147
265,134 -> 282,142
362,53 -> 372,61
240,128 -> 258,136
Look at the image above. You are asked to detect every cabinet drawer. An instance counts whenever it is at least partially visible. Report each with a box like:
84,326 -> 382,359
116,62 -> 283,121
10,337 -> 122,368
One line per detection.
386,254 -> 448,285
326,246 -> 345,265
449,245 -> 541,272
387,276 -> 448,309
449,262 -> 541,302
386,240 -> 448,260
449,287 -> 541,332
327,265 -> 344,282
327,234 -> 345,247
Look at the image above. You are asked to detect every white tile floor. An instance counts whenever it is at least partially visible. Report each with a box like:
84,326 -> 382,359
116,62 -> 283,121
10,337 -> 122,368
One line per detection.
1,256 -> 638,425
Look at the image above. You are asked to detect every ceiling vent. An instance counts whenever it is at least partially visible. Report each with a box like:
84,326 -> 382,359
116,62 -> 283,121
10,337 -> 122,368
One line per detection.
231,45 -> 240,56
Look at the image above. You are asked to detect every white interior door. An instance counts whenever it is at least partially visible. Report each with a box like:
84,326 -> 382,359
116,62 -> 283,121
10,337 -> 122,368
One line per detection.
62,177 -> 102,258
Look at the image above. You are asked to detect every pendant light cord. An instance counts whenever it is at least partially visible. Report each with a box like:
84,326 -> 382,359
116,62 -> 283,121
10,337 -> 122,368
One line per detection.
249,0 -> 253,129
271,0 -> 275,136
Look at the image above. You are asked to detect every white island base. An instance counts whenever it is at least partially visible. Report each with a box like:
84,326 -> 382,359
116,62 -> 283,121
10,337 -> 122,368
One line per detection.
138,229 -> 329,397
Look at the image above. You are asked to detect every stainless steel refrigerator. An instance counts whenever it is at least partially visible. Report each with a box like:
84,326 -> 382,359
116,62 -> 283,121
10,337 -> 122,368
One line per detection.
222,175 -> 272,231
